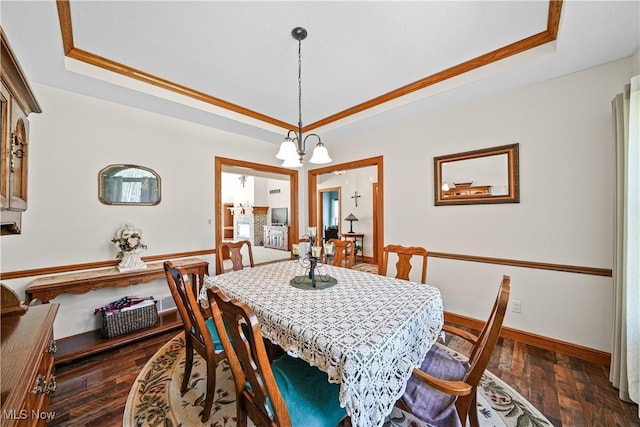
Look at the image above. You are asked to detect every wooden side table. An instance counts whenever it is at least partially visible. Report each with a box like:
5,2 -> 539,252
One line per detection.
443,185 -> 491,197
25,258 -> 208,304
24,258 -> 209,364
340,233 -> 364,264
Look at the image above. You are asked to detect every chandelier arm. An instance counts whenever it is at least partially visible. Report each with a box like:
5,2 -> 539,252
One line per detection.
303,133 -> 322,145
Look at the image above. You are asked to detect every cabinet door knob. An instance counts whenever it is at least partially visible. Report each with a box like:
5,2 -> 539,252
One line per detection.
33,375 -> 47,394
10,119 -> 27,173
46,376 -> 57,394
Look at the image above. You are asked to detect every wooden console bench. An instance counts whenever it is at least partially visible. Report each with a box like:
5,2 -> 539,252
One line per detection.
25,258 -> 209,364
25,258 -> 208,304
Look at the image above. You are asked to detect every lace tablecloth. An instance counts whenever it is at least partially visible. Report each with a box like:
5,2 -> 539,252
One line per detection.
200,261 -> 443,427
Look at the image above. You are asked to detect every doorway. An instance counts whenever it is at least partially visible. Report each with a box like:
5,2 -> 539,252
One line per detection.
215,157 -> 299,272
308,156 -> 383,265
318,187 -> 340,242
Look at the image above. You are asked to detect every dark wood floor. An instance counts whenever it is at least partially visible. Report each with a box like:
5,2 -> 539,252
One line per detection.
443,332 -> 639,427
49,326 -> 639,427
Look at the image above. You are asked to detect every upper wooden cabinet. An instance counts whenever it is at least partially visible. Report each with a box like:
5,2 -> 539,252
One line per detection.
1,28 -> 42,235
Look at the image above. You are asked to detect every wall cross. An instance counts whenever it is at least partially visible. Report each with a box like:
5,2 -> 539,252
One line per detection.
351,191 -> 362,207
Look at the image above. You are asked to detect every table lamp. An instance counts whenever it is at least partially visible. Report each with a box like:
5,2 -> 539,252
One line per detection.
345,213 -> 358,233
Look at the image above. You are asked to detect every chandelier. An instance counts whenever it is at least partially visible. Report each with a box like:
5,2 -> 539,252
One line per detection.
276,27 -> 332,168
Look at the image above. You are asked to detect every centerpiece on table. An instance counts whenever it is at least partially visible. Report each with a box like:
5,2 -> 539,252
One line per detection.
111,223 -> 147,272
290,227 -> 337,290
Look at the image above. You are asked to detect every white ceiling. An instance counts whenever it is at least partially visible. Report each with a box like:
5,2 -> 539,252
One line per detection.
1,1 -> 638,146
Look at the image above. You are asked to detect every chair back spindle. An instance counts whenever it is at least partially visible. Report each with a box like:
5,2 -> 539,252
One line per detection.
328,238 -> 355,268
398,275 -> 510,427
206,286 -> 346,427
218,240 -> 255,273
208,286 -> 292,426
164,261 -> 225,422
380,244 -> 428,283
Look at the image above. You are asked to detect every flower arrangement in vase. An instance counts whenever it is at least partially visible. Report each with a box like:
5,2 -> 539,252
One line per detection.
111,223 -> 147,272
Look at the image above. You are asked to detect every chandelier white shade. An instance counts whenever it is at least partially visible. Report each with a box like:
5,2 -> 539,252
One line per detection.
309,141 -> 331,164
276,137 -> 298,161
277,27 -> 332,168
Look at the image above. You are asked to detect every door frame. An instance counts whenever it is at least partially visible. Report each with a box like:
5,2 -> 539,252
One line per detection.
308,156 -> 383,264
215,156 -> 299,272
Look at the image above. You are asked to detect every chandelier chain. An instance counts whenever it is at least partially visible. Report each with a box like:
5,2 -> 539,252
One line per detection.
275,26 -> 331,166
298,37 -> 303,131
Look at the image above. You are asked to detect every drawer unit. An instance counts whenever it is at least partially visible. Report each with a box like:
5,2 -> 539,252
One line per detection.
1,304 -> 59,426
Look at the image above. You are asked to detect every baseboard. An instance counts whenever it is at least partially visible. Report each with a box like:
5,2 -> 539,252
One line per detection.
444,312 -> 611,367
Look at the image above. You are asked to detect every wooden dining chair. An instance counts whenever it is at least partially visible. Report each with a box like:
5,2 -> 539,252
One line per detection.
164,261 -> 227,422
327,238 -> 355,268
206,286 -> 347,427
397,275 -> 511,427
380,244 -> 428,284
218,240 -> 255,273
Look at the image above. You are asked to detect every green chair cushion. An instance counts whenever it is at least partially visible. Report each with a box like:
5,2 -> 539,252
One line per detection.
271,354 -> 346,427
204,318 -> 224,351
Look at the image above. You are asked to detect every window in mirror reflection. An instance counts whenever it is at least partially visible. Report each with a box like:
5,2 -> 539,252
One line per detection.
99,164 -> 161,205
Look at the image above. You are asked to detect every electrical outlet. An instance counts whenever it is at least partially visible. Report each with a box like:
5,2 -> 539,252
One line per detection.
511,300 -> 521,313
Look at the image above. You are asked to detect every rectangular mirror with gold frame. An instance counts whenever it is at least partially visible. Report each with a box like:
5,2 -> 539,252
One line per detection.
434,143 -> 519,206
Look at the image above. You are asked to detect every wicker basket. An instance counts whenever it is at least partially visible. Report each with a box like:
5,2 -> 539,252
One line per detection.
100,301 -> 158,338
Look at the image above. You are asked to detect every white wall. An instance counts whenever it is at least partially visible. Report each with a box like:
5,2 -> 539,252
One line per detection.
317,166 -> 377,257
324,57 -> 635,352
1,56 -> 634,352
0,84 -> 284,339
265,178 -> 290,224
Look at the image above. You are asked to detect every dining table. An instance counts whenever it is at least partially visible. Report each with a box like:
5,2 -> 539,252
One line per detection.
199,260 -> 444,427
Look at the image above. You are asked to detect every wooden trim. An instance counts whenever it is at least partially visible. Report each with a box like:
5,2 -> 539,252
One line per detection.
55,1 -> 292,131
55,0 -> 562,132
56,0 -> 74,55
251,206 -> 269,215
70,47 -> 292,130
0,249 -> 215,280
25,258 -> 209,304
547,0 -> 564,39
0,29 -> 42,115
429,251 -> 612,277
304,1 -> 563,131
445,311 -> 611,367
308,156 -> 384,264
214,157 -> 299,273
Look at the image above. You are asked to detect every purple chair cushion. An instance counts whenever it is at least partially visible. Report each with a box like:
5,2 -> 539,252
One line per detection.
401,344 -> 470,427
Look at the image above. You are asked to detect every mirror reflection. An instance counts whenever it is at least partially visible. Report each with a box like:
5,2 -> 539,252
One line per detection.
99,164 -> 161,205
434,143 -> 519,205
441,154 -> 509,197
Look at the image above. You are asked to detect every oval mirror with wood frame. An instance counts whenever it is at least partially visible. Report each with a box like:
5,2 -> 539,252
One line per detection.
98,164 -> 161,206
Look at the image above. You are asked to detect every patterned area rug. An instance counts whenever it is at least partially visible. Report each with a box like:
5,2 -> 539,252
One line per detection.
124,333 -> 552,427
352,263 -> 379,274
